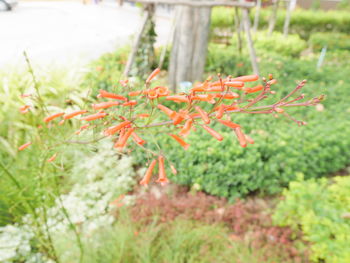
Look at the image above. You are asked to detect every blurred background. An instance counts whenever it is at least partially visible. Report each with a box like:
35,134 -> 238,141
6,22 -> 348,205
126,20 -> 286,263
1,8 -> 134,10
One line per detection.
1,0 -> 350,262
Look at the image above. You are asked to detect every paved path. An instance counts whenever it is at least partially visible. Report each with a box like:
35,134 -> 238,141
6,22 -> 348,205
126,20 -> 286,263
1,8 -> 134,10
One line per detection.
0,1 -> 171,69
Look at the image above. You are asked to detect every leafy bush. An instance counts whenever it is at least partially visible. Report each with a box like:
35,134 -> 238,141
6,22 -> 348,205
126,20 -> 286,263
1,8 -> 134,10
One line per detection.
144,52 -> 350,200
273,175 -> 350,263
211,7 -> 350,39
310,32 -> 350,51
253,31 -> 307,57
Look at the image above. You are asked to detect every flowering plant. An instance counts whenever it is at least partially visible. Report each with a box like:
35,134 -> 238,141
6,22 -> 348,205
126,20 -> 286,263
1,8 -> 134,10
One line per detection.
18,67 -> 323,186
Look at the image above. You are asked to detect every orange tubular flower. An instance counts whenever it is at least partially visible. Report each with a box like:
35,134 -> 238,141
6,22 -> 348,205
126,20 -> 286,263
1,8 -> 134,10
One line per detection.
195,106 -> 210,124
58,120 -> 65,126
216,104 -> 225,119
132,132 -> 145,145
245,134 -> 255,144
156,86 -> 169,97
224,81 -> 245,88
179,119 -> 193,137
192,94 -> 216,104
44,112 -> 65,123
146,68 -> 160,84
47,153 -> 57,163
170,134 -> 190,150
92,101 -> 119,110
214,92 -> 240,99
172,110 -> 187,125
99,89 -> 127,101
157,104 -> 176,119
244,85 -> 264,94
81,112 -> 108,121
104,121 -> 131,136
170,164 -> 177,175
80,124 -> 90,130
137,113 -> 150,118
64,110 -> 88,120
19,105 -> 30,114
232,75 -> 259,82
122,100 -> 137,107
156,155 -> 168,184
147,89 -> 158,99
140,159 -> 157,185
217,119 -> 241,129
128,91 -> 143,96
114,128 -> 134,149
234,127 -> 247,148
165,95 -> 190,103
202,125 -> 223,141
18,142 -> 32,151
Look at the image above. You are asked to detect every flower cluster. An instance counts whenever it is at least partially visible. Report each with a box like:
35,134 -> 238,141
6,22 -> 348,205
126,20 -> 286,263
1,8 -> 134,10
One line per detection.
18,69 -> 322,185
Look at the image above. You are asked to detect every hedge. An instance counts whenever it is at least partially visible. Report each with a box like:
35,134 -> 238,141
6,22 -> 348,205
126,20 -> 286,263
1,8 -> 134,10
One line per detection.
211,7 -> 350,39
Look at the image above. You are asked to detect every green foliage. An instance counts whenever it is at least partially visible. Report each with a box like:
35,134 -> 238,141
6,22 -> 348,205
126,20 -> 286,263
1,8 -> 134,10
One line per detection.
152,51 -> 350,200
81,46 -> 128,92
310,32 -> 350,51
211,7 -> 350,39
273,175 -> 350,263
253,31 -> 307,57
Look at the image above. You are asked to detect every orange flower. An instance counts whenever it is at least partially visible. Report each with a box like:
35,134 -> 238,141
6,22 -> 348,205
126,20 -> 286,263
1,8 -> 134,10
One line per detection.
147,89 -> 158,99
114,128 -> 134,149
192,94 -> 216,104
224,81 -> 245,88
64,110 -> 88,120
156,86 -> 169,97
92,101 -> 119,110
232,75 -> 259,82
195,106 -> 210,124
44,112 -> 65,123
170,134 -> 190,150
157,104 -> 176,119
216,104 -> 225,119
234,127 -> 247,148
137,113 -> 150,118
20,94 -> 31,98
179,119 -> 193,137
170,164 -> 177,175
245,134 -> 255,144
140,159 -> 157,185
122,100 -> 137,107
244,85 -> 264,94
146,68 -> 160,84
214,92 -> 240,99
47,153 -> 57,162
18,142 -> 32,151
128,90 -> 143,96
58,120 -> 65,126
132,132 -> 145,145
202,125 -> 223,141
104,121 -> 131,136
119,79 -> 129,87
81,112 -> 108,121
172,111 -> 186,125
19,105 -> 30,114
156,155 -> 168,184
99,89 -> 127,101
165,95 -> 190,103
80,124 -> 90,130
217,119 -> 240,129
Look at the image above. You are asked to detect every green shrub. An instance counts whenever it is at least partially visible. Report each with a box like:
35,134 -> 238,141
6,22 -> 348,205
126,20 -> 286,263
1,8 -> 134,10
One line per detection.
142,52 -> 350,200
253,31 -> 307,57
273,175 -> 350,263
211,7 -> 350,39
310,32 -> 350,51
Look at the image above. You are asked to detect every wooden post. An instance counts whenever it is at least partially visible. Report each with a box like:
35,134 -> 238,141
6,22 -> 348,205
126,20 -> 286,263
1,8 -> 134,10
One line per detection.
268,0 -> 279,36
253,0 -> 262,33
234,7 -> 242,54
242,7 -> 259,75
123,7 -> 151,77
283,0 -> 296,37
168,2 -> 212,91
